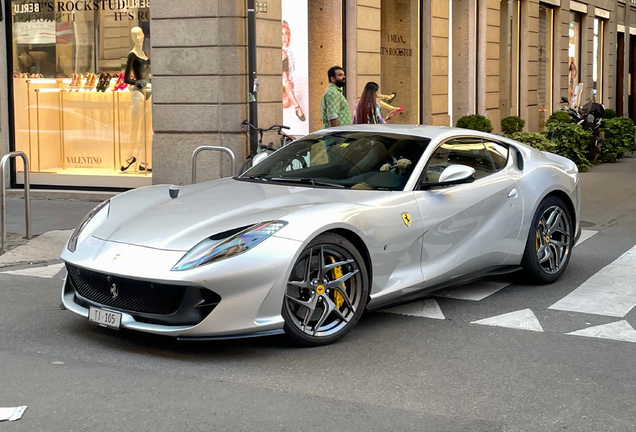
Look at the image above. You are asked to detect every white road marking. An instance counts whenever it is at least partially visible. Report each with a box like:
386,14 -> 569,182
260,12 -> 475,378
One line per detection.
567,320 -> 636,343
575,229 -> 598,247
0,230 -> 72,267
435,280 -> 510,301
548,245 -> 636,317
1,263 -> 65,279
383,298 -> 445,320
471,309 -> 544,332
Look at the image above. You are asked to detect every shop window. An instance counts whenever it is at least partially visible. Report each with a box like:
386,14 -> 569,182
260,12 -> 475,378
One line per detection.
568,13 -> 582,105
10,0 -> 152,189
538,4 -> 554,131
380,0 -> 420,124
593,18 -> 604,102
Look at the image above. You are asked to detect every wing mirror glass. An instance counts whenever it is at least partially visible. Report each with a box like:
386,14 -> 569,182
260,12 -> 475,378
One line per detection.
252,152 -> 270,166
420,164 -> 476,190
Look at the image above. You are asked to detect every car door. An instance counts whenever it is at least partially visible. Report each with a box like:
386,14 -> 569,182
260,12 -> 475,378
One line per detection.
413,137 -> 523,289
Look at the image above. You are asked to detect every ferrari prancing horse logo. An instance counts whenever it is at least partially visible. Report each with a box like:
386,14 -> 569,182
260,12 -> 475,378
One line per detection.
402,212 -> 411,227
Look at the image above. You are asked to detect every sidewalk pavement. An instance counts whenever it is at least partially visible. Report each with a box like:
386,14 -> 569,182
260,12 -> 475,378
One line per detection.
1,198 -> 97,266
1,154 -> 635,265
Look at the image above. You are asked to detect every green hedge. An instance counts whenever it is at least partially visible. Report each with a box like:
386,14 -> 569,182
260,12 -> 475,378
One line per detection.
501,116 -> 525,135
601,117 -> 636,162
456,114 -> 493,133
546,122 -> 592,171
506,132 -> 554,152
546,111 -> 572,126
603,108 -> 617,119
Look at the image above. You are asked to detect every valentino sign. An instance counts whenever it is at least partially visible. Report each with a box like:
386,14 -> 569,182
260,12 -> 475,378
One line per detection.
13,0 -> 151,22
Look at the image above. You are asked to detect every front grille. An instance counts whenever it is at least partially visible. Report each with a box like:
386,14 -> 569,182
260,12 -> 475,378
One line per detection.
66,264 -> 186,315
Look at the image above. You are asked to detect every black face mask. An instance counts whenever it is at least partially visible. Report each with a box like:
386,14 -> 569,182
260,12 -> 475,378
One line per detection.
334,77 -> 346,88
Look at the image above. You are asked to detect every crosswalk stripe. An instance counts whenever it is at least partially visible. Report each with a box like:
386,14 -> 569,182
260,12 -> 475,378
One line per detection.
575,229 -> 598,247
471,309 -> 544,332
382,298 -> 445,320
1,263 -> 65,279
548,244 -> 636,317
566,320 -> 636,343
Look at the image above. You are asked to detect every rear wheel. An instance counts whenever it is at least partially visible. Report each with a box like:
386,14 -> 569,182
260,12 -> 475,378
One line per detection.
520,196 -> 573,284
282,233 -> 368,346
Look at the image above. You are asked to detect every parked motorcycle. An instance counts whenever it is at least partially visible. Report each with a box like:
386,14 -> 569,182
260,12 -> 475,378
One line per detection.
560,84 -> 604,162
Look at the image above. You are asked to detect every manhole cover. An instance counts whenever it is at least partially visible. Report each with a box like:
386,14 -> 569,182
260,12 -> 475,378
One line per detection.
580,221 -> 596,228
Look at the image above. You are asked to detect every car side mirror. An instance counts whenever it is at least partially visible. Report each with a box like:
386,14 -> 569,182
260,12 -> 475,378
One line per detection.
420,164 -> 476,190
252,152 -> 270,166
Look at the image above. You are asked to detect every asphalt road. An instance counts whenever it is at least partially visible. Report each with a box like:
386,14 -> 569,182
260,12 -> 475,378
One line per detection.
1,156 -> 636,431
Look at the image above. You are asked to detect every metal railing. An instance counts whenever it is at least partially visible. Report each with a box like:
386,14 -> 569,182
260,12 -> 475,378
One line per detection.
191,146 -> 236,184
1,151 -> 32,250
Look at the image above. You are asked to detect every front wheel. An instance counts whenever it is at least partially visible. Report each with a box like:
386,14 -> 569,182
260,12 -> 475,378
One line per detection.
282,233 -> 369,346
519,196 -> 573,284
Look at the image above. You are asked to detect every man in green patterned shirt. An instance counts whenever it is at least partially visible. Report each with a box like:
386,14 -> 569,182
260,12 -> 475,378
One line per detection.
321,66 -> 352,128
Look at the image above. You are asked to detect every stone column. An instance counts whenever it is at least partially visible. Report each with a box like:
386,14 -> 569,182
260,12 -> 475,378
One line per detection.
452,0 -> 477,122
481,0 -> 501,132
355,0 -> 381,104
150,0 -> 248,185
431,0 -> 450,126
520,0 -> 540,131
256,0 -> 284,145
604,9 -> 617,108
309,0 -> 344,132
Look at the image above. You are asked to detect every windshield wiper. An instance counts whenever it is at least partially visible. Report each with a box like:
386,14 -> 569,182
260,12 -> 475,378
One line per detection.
270,177 -> 345,188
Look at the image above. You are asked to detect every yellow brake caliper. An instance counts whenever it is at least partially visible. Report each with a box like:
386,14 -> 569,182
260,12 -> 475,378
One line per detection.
328,256 -> 345,309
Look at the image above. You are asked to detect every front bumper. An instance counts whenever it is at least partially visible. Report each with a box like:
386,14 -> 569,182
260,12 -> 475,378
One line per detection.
61,235 -> 303,338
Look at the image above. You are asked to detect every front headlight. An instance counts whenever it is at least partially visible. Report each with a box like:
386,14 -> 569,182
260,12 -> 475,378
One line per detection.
171,220 -> 288,271
67,200 -> 110,252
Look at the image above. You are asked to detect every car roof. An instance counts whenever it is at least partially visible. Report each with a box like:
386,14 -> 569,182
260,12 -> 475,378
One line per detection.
311,124 -> 495,141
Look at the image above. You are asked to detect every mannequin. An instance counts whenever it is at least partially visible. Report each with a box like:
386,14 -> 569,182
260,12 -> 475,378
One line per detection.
121,27 -> 152,172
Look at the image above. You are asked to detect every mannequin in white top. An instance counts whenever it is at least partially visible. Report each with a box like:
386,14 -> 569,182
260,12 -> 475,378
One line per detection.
121,26 -> 152,172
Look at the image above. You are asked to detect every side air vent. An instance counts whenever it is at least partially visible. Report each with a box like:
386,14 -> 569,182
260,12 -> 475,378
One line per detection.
516,149 -> 524,171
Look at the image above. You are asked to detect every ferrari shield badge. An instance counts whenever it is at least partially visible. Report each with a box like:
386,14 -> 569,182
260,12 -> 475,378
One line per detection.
401,212 -> 411,227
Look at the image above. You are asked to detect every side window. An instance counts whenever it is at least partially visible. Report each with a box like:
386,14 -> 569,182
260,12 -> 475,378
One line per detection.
484,141 -> 509,171
422,138 -> 494,183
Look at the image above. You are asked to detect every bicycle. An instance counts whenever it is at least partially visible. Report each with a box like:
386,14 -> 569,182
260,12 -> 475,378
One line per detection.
240,120 -> 306,174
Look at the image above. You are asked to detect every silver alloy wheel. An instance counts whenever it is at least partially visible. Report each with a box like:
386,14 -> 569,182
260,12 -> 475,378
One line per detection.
535,205 -> 571,275
284,244 -> 363,337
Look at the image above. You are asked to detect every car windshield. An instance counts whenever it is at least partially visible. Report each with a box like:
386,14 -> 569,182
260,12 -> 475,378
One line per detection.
238,132 -> 431,191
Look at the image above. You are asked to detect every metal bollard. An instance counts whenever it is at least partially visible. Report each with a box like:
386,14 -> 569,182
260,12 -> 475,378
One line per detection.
191,146 -> 237,184
1,151 -> 32,250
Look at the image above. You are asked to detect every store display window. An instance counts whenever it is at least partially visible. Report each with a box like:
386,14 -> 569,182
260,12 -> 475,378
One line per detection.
593,17 -> 604,102
9,0 -> 152,189
568,13 -> 581,105
380,0 -> 420,124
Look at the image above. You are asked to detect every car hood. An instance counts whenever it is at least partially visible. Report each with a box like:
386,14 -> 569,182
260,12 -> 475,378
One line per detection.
92,178 -> 389,251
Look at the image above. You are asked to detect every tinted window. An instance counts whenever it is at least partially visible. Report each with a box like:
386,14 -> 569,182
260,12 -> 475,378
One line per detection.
484,141 -> 509,171
240,132 -> 431,191
423,138 -> 494,182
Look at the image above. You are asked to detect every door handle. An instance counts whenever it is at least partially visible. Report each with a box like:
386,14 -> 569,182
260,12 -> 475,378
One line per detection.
508,188 -> 518,199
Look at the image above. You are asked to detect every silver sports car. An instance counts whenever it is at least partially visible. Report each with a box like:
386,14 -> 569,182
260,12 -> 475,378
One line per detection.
60,125 -> 580,346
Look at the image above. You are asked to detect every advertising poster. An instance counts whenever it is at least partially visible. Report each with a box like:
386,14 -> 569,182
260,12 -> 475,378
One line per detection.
282,0 -> 309,136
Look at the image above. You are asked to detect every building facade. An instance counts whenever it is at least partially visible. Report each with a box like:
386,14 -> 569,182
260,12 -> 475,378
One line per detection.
0,0 -> 632,189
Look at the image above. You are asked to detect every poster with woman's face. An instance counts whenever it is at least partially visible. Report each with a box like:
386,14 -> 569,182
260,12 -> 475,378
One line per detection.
282,0 -> 309,136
